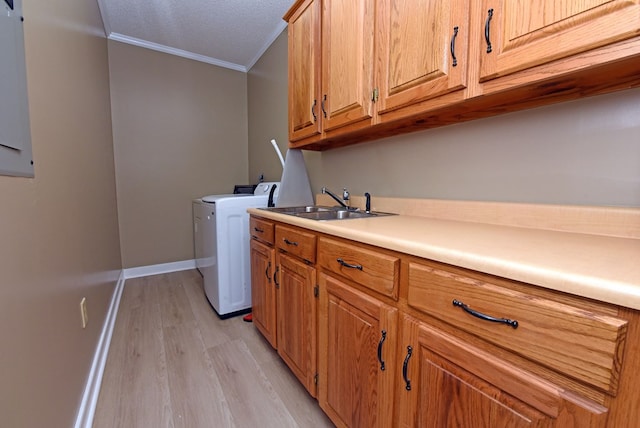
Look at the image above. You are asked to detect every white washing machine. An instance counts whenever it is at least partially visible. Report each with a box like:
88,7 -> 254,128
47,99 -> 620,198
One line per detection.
192,182 -> 279,318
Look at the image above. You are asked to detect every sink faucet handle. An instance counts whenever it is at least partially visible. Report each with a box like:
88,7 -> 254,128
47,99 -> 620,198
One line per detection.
364,192 -> 371,213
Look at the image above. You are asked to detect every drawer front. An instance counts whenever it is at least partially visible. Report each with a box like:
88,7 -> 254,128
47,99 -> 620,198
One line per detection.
408,262 -> 627,395
250,216 -> 274,244
318,237 -> 399,299
275,224 -> 317,263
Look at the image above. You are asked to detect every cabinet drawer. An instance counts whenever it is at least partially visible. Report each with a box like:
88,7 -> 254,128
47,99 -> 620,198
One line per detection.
318,237 -> 399,299
250,216 -> 274,244
407,262 -> 627,395
275,224 -> 316,263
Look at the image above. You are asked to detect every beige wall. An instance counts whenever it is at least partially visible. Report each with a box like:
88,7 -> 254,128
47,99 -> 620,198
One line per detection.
248,30 -> 290,182
109,41 -> 249,268
0,0 -> 122,426
248,30 -> 321,190
249,31 -> 640,208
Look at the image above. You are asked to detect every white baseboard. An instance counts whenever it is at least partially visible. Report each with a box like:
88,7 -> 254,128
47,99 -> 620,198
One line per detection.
74,270 -> 126,428
123,259 -> 196,279
74,260 -> 195,427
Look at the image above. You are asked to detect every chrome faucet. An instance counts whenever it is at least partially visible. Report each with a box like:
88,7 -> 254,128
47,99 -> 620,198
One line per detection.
322,187 -> 350,209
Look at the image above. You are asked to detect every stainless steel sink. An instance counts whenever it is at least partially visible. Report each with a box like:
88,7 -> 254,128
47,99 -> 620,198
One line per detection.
263,205 -> 336,214
260,206 -> 395,221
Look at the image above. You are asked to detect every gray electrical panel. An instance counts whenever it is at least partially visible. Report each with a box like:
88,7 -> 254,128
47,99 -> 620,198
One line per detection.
1,0 -> 33,177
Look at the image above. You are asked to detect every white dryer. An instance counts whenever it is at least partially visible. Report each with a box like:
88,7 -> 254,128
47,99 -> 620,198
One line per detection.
192,182 -> 279,317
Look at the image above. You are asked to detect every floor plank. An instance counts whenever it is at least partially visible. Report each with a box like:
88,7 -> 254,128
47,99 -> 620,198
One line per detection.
208,339 -> 298,427
163,321 -> 235,427
94,277 -> 174,427
93,270 -> 333,427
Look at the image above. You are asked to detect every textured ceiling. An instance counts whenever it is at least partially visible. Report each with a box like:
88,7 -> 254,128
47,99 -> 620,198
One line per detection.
97,0 -> 291,72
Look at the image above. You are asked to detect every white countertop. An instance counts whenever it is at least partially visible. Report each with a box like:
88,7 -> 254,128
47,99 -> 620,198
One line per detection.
248,207 -> 640,310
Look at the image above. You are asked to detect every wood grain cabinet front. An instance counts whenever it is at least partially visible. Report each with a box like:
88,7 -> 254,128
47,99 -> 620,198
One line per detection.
478,0 -> 640,86
397,315 -> 609,428
275,224 -> 317,264
318,237 -> 400,300
284,0 -> 640,150
285,0 -> 375,147
250,238 -> 277,348
375,0 -> 471,121
272,223 -> 319,397
249,216 -> 277,348
250,216 -> 274,245
276,251 -> 317,397
249,216 -> 640,427
318,272 -> 398,428
285,0 -> 322,144
407,261 -> 628,396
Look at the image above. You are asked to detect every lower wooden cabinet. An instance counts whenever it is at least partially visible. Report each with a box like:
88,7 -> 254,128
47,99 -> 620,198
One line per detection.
249,216 -> 640,428
318,272 -> 398,428
397,315 -> 608,428
276,252 -> 318,396
250,238 -> 277,348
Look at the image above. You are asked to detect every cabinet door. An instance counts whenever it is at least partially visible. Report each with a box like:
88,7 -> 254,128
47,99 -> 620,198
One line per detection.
250,239 -> 276,348
276,252 -> 317,396
321,0 -> 375,132
318,273 -> 397,428
287,0 -> 322,142
479,0 -> 640,82
397,316 -> 608,428
376,0 -> 470,117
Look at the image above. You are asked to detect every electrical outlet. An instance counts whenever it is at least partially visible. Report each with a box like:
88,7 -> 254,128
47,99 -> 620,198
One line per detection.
80,297 -> 88,329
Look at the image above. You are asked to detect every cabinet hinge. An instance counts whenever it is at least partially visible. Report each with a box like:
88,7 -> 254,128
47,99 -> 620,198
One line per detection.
371,88 -> 379,102
314,373 -> 318,385
314,285 -> 319,298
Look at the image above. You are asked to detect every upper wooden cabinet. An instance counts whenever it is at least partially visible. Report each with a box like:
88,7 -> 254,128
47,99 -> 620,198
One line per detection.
285,0 -> 322,142
284,0 -> 640,150
321,0 -> 375,132
479,0 -> 640,83
286,0 -> 375,145
375,0 -> 470,118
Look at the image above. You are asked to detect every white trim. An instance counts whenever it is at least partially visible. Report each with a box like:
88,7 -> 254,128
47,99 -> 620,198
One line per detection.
123,259 -> 196,279
96,0 -> 111,37
246,23 -> 287,71
108,33 -> 248,72
74,270 -> 126,428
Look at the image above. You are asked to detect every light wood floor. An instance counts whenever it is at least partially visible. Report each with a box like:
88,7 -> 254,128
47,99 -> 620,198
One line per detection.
93,269 -> 334,428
